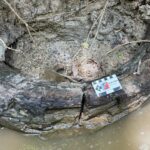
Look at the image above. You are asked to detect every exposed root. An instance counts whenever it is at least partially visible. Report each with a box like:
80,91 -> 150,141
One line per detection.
0,38 -> 22,52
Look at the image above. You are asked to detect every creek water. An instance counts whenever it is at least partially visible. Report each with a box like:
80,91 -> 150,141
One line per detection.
0,102 -> 150,150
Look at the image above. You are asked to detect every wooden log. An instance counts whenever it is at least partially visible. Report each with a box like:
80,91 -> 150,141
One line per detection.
0,63 -> 83,133
0,63 -> 83,110
0,51 -> 150,133
80,56 -> 150,129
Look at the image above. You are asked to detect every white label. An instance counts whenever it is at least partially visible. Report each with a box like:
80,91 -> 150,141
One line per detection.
92,74 -> 122,97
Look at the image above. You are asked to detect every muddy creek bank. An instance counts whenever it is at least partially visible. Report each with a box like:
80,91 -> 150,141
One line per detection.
0,0 -> 150,133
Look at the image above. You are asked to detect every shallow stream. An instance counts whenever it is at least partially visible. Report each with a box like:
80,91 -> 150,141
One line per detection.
1,101 -> 150,150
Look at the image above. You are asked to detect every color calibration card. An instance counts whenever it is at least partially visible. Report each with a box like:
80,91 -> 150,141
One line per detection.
92,74 -> 122,97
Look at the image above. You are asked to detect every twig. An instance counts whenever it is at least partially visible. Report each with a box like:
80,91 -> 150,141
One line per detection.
105,40 -> 150,56
0,38 -> 22,52
85,7 -> 102,43
90,0 -> 109,49
73,0 -> 109,61
50,70 -> 78,83
57,73 -> 78,83
2,0 -> 34,42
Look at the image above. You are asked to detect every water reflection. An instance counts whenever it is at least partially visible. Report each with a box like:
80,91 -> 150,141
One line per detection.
1,102 -> 150,150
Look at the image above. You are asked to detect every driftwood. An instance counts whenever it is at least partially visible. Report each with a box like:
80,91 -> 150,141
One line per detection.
0,42 -> 150,134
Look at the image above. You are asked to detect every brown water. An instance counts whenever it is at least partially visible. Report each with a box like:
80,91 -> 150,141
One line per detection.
1,102 -> 150,150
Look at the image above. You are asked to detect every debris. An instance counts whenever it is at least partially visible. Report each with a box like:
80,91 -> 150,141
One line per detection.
92,74 -> 122,97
